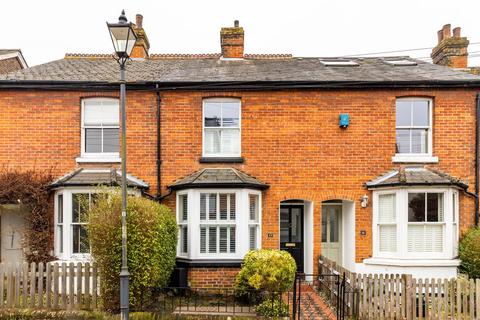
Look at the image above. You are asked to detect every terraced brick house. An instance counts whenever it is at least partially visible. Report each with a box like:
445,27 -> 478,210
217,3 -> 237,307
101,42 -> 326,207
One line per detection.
1,16 -> 479,287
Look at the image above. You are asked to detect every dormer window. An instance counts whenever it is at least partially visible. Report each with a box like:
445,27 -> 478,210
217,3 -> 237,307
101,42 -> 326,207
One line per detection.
203,98 -> 241,158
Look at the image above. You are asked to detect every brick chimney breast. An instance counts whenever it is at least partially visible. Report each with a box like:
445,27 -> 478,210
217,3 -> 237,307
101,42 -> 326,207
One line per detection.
431,24 -> 469,68
220,20 -> 245,59
130,13 -> 150,59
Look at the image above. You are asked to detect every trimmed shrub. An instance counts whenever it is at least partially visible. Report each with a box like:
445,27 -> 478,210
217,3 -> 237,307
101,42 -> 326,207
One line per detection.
87,189 -> 177,311
255,297 -> 290,318
235,249 -> 296,294
459,227 -> 480,278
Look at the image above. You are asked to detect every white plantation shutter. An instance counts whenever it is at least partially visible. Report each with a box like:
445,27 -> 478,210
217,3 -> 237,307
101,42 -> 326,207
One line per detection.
408,225 -> 443,252
229,194 -> 236,220
181,226 -> 188,254
220,194 -> 228,220
219,227 -> 228,253
200,194 -> 207,220
200,227 -> 206,253
378,194 -> 395,223
230,227 -> 236,253
208,227 -> 217,253
379,225 -> 397,252
249,226 -> 257,250
378,194 -> 396,252
208,194 -> 217,220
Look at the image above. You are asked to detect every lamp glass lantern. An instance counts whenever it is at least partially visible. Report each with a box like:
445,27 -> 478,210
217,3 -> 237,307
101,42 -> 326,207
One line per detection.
107,12 -> 137,62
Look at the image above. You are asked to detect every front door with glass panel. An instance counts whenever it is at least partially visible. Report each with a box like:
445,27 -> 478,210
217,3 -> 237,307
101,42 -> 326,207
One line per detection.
321,204 -> 342,265
280,205 -> 304,272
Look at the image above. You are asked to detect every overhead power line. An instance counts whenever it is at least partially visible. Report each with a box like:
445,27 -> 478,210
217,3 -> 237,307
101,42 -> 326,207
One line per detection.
344,41 -> 480,57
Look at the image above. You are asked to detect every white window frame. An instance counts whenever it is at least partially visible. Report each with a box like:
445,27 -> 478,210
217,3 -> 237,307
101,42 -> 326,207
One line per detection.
392,98 -> 438,163
54,187 -> 141,261
76,98 -> 121,163
202,98 -> 241,158
372,187 -> 458,261
176,188 -> 262,260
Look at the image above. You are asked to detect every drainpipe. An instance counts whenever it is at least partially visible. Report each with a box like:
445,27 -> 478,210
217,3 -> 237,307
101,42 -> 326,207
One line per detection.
156,84 -> 162,200
154,84 -> 173,202
476,93 -> 480,225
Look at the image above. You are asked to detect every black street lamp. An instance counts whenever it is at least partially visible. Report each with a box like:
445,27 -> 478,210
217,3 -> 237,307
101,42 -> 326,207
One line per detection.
107,10 -> 137,320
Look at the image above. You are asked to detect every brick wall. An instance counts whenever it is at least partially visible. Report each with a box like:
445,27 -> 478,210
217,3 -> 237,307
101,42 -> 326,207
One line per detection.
0,57 -> 22,74
159,89 -> 478,268
188,267 -> 240,288
0,87 -> 477,285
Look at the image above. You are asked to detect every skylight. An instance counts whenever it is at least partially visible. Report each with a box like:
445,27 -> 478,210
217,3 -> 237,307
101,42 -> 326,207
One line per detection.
383,59 -> 417,66
320,60 -> 359,66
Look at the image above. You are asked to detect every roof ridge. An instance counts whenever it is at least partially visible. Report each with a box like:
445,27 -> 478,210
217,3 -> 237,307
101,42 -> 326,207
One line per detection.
149,53 -> 221,60
65,53 -> 115,59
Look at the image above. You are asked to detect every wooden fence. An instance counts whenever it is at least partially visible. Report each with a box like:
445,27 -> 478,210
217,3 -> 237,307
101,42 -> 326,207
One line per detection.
0,262 -> 99,310
319,256 -> 480,319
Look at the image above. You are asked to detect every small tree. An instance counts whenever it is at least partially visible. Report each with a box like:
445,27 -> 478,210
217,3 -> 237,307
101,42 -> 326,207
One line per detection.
459,227 -> 480,278
87,189 -> 177,311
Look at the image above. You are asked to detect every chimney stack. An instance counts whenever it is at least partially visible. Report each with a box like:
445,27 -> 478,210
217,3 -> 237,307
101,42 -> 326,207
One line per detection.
431,24 -> 469,68
220,20 -> 244,59
130,14 -> 150,59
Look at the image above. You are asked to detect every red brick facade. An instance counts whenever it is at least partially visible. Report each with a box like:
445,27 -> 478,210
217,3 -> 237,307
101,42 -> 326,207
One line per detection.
0,86 -> 477,287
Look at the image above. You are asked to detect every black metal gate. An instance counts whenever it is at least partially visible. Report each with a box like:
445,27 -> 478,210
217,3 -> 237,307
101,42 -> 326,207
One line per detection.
291,272 -> 359,320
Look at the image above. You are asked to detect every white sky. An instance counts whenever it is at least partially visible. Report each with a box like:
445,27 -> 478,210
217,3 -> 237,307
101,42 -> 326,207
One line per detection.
2,0 -> 480,67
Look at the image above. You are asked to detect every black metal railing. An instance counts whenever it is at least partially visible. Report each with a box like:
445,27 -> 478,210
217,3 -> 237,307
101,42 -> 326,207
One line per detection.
147,287 -> 292,317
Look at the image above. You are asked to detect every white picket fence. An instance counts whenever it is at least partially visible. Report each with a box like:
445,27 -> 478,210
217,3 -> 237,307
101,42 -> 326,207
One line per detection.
0,262 -> 99,310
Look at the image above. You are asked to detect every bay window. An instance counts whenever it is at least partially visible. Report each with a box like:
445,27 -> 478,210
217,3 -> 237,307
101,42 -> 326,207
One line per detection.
203,98 -> 241,157
176,189 -> 261,260
373,188 -> 459,260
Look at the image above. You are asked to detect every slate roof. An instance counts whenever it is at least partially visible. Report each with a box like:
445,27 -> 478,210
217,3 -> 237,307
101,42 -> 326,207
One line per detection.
169,168 -> 269,190
50,168 -> 149,189
1,55 -> 479,84
366,166 -> 468,189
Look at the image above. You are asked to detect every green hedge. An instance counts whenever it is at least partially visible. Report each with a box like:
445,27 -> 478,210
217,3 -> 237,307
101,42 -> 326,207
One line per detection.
87,189 -> 177,311
459,227 -> 480,278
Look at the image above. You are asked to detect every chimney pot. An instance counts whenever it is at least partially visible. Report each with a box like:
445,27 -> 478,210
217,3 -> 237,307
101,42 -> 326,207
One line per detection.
453,27 -> 461,37
442,24 -> 451,40
234,20 -> 239,27
437,30 -> 444,43
136,14 -> 143,29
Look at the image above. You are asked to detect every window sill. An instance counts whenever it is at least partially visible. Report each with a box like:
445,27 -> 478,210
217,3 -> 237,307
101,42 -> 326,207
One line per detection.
176,257 -> 243,268
199,157 -> 244,164
364,257 -> 460,267
392,154 -> 438,163
76,156 -> 121,163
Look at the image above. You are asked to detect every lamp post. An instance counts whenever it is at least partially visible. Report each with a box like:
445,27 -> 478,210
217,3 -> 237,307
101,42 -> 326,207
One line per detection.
107,10 -> 137,320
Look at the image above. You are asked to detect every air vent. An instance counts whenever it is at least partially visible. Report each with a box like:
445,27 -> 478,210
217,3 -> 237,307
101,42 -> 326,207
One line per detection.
320,59 -> 359,66
384,59 -> 417,66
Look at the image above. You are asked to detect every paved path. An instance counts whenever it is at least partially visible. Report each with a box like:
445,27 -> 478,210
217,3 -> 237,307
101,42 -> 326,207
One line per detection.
293,285 -> 337,320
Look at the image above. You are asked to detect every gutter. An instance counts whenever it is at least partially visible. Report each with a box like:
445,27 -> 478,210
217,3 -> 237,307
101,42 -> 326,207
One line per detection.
2,79 -> 480,91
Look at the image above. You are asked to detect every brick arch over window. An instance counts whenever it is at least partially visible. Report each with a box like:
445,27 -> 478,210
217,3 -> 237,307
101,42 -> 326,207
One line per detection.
277,190 -> 358,203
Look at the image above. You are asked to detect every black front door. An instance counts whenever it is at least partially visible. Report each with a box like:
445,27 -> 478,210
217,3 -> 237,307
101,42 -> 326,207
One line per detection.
280,205 -> 304,272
